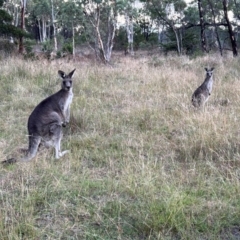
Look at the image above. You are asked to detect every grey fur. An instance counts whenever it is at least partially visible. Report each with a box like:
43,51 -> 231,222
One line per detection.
2,69 -> 75,164
192,67 -> 214,108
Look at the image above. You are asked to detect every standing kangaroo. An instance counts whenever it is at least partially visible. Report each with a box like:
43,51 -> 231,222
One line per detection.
192,67 -> 214,108
2,69 -> 76,164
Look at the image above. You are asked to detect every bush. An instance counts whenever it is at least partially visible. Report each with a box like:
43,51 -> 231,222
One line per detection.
0,38 -> 16,55
62,42 -> 73,54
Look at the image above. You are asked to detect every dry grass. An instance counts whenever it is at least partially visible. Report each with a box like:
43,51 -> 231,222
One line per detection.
1,52 -> 240,239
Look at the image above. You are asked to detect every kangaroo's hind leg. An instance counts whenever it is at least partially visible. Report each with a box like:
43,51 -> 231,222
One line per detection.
49,123 -> 69,159
20,135 -> 41,161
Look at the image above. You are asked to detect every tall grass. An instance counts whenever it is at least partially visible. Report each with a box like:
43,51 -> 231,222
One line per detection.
1,53 -> 240,239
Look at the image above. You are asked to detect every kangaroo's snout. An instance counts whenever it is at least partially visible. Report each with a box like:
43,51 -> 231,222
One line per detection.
63,80 -> 72,91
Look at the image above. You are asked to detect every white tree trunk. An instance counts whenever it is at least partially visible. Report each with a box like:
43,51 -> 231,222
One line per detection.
172,27 -> 181,55
14,5 -> 19,27
72,21 -> 75,59
93,6 -> 107,63
125,14 -> 134,55
87,4 -> 117,63
105,9 -> 116,62
42,18 -> 47,42
51,0 -> 57,51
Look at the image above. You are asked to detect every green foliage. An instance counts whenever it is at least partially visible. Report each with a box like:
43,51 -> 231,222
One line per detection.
0,9 -> 12,22
41,40 -> 53,52
0,39 -> 16,55
24,39 -> 35,54
183,5 -> 199,25
183,29 -> 200,54
0,2 -> 29,38
160,26 -> 200,55
114,26 -> 127,50
23,39 -> 37,60
62,42 -> 73,54
31,0 -> 51,17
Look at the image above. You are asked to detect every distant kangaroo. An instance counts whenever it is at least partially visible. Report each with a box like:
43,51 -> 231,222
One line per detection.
2,69 -> 76,164
192,67 -> 214,108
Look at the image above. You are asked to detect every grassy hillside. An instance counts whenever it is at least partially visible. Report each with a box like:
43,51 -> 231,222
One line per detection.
1,53 -> 240,239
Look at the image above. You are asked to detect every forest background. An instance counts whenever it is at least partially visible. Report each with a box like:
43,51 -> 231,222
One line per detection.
1,0 -> 240,60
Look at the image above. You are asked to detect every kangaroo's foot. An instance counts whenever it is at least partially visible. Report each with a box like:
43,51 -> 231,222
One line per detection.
56,150 -> 69,159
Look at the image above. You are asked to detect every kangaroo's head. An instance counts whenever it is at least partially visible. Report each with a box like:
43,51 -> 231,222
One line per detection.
58,69 -> 76,91
205,67 -> 214,78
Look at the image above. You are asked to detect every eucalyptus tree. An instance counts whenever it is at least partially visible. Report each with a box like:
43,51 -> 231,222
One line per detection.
82,0 -> 136,63
189,0 -> 237,56
27,0 -> 65,52
140,0 -> 187,55
58,0 -> 84,57
206,0 -> 223,55
0,0 -> 29,53
197,0 -> 238,56
181,5 -> 200,54
118,0 -> 138,55
82,0 -> 117,63
3,0 -> 20,26
222,0 -> 238,56
0,0 -> 29,38
2,0 -> 28,52
28,0 -> 53,43
185,0 -> 221,54
50,0 -> 58,50
197,0 -> 207,52
19,0 -> 27,53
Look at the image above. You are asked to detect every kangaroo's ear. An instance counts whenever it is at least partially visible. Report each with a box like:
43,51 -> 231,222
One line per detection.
210,67 -> 214,71
58,70 -> 66,79
68,69 -> 76,78
205,67 -> 208,72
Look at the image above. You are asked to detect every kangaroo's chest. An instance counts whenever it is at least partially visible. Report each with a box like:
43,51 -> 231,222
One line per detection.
206,79 -> 213,93
59,91 -> 73,113
64,92 -> 73,111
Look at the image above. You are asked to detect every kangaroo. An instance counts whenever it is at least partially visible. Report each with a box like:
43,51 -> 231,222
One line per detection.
192,67 -> 214,108
2,69 -> 76,164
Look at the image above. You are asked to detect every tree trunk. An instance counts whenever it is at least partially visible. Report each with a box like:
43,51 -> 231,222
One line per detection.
51,0 -> 57,51
19,0 -> 27,54
94,6 -> 107,63
158,22 -> 165,47
105,8 -> 116,61
14,5 -> 19,27
86,3 -> 117,64
207,0 -> 222,56
42,18 -> 47,42
172,27 -> 181,55
38,19 -> 43,42
198,0 -> 207,53
125,14 -> 134,55
222,0 -> 238,56
72,21 -> 75,59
